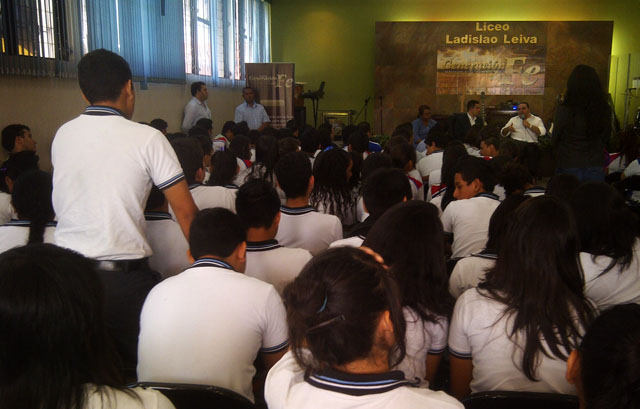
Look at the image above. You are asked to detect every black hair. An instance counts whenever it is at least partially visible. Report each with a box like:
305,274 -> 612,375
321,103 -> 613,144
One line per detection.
188,125 -> 209,138
229,134 -> 251,160
198,135 -> 213,157
195,118 -> 213,133
248,129 -> 261,146
318,126 -> 332,150
361,168 -> 411,219
570,182 -> 638,274
310,148 -> 356,225
485,193 -> 529,252
364,201 -> 454,322
286,119 -> 298,133
417,105 -> 431,117
563,65 -> 611,140
546,174 -> 580,203
482,136 -> 500,151
283,246 -> 407,370
11,170 -> 55,244
389,142 -> 416,172
617,127 -> 640,168
455,156 -> 497,193
464,123 -> 483,149
348,150 -> 363,190
425,130 -> 449,150
348,130 -> 369,153
171,137 -> 204,185
276,127 -> 294,141
78,49 -> 132,104
4,150 -> 40,186
279,137 -> 300,156
466,99 -> 480,111
579,303 -> 640,409
235,179 -> 281,229
149,118 -> 168,133
341,124 -> 357,146
357,121 -> 371,136
479,196 -> 594,381
190,81 -> 205,96
361,152 -> 393,181
188,208 -> 246,259
498,162 -> 534,196
248,134 -> 278,184
275,151 -> 312,199
390,129 -> 411,145
498,139 -> 519,160
0,244 -> 128,408
440,141 -> 468,210
232,121 -> 250,138
144,185 -> 166,211
221,120 -> 236,136
301,128 -> 320,154
2,124 -> 30,152
209,150 -> 238,187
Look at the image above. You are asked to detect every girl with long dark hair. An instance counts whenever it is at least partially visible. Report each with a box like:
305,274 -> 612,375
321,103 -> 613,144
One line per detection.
310,148 -> 357,227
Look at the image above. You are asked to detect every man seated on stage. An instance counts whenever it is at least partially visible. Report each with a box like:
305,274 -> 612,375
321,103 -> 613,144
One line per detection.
412,105 -> 437,149
234,87 -> 270,131
453,100 -> 481,141
500,102 -> 546,143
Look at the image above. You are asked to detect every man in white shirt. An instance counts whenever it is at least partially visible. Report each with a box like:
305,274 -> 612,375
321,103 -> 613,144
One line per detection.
182,81 -> 211,132
138,208 -> 288,402
51,49 -> 198,369
501,102 -> 546,143
234,87 -> 270,131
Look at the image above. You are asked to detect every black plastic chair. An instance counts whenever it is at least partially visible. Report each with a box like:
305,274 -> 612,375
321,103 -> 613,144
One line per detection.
130,382 -> 256,409
462,391 -> 579,409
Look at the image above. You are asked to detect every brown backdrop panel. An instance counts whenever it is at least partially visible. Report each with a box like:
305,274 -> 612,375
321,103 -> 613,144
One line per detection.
374,21 -> 613,135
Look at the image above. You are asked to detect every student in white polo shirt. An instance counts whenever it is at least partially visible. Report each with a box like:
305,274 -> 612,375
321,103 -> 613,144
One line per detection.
236,179 -> 312,295
417,130 -> 448,184
0,150 -> 38,225
274,152 -> 342,255
265,247 -> 463,409
169,137 -> 237,214
448,197 -> 594,399
389,141 -> 424,201
442,157 -> 500,259
208,149 -> 240,190
138,208 -> 288,402
51,49 -> 198,370
498,162 -> 545,197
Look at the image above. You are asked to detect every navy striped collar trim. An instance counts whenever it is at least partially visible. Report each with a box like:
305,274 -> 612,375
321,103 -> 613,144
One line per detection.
190,258 -> 234,271
246,239 -> 281,252
474,192 -> 500,200
432,186 -> 447,198
524,186 -> 545,195
281,205 -> 315,215
224,184 -> 238,189
305,367 -> 418,396
471,251 -> 498,260
5,219 -> 57,227
82,105 -> 126,117
188,183 -> 202,190
144,212 -> 172,221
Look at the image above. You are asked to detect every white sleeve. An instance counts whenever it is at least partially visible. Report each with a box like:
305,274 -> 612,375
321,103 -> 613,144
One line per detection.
427,317 -> 449,354
144,132 -> 185,190
449,261 -> 466,299
234,106 -> 243,123
332,216 -> 343,241
533,116 -> 546,136
441,202 -> 455,234
260,286 -> 289,353
500,117 -> 515,136
448,291 -> 472,358
182,101 -> 196,133
624,160 -> 640,178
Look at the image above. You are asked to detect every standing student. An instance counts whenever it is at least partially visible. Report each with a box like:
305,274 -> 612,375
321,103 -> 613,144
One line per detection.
265,247 -> 463,409
310,148 -> 357,228
448,196 -> 594,398
275,152 -> 342,255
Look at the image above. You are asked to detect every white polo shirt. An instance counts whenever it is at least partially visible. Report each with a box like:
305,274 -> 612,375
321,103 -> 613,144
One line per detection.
417,151 -> 444,180
86,385 -> 175,409
0,220 -> 56,254
449,253 -> 497,299
407,169 -> 424,201
0,191 -> 15,225
234,157 -> 252,187
169,184 -> 236,217
524,186 -> 545,197
265,351 -> 463,409
580,240 -> 640,310
449,288 -> 577,395
276,206 -> 343,256
245,239 -> 313,295
500,114 -> 546,144
441,193 -> 500,259
137,258 -> 289,402
329,235 -> 365,248
52,106 -> 185,260
145,212 -> 190,280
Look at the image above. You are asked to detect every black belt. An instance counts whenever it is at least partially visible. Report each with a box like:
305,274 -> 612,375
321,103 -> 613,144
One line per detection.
95,258 -> 149,273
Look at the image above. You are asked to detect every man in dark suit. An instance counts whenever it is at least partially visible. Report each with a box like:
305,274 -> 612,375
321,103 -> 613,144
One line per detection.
452,100 -> 481,141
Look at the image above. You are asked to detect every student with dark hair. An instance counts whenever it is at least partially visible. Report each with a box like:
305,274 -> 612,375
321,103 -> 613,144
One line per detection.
389,142 -> 423,201
2,149 -> 39,194
479,136 -> 500,157
0,244 -> 175,409
0,124 -> 37,193
417,130 -> 448,185
275,152 -> 342,255
433,142 -> 468,212
265,247 -> 463,409
246,134 -> 279,187
449,196 -> 594,398
286,119 -> 299,137
348,130 -> 369,156
143,185 -> 189,280
358,121 -> 382,153
442,157 -> 499,259
229,134 -> 253,186
149,118 -> 168,135
212,120 -> 235,152
364,201 -> 454,386
209,150 -> 240,188
279,136 -> 300,156
463,123 -> 484,157
340,124 -> 357,147
353,152 -> 394,222
138,208 -> 288,403
235,179 -> 312,294
449,194 -> 529,298
570,182 -> 640,309
195,117 -> 213,135
232,121 -> 250,138
0,170 -> 56,253
182,81 -> 211,132
318,125 -> 335,150
498,162 -> 545,197
300,127 -> 320,163
171,137 -> 237,213
545,173 -> 580,203
276,127 -> 294,141
566,303 -> 640,409
311,148 -> 357,227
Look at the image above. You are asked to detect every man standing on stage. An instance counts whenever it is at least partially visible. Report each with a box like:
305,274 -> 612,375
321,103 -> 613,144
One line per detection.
182,81 -> 211,132
234,87 -> 270,131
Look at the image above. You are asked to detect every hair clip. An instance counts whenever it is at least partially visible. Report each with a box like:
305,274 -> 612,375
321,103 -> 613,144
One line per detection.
317,295 -> 328,313
306,314 -> 345,335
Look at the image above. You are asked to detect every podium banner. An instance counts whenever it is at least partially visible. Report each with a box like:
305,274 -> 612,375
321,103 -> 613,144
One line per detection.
245,63 -> 295,129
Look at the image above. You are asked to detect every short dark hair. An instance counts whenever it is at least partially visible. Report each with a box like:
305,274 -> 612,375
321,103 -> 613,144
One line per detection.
197,135 -> 213,156
78,49 -> 132,104
348,131 -> 369,153
361,168 -> 411,219
190,81 -> 205,96
485,193 -> 529,252
482,136 -> 500,150
276,127 -> 294,141
498,162 -> 534,196
232,121 -> 250,137
235,179 -> 281,229
418,105 -> 431,117
189,208 -> 246,259
425,130 -> 448,149
357,121 -> 371,135
455,156 -> 496,192
341,124 -> 357,146
171,137 -> 204,185
188,125 -> 209,138
221,121 -> 236,135
195,118 -> 213,132
149,118 -> 168,132
278,137 -> 300,156
466,100 -> 480,111
2,124 -> 30,152
229,134 -> 251,160
361,152 -> 392,180
209,150 -> 237,187
300,128 -> 320,154
519,101 -> 530,109
389,142 -> 416,171
275,152 -> 312,199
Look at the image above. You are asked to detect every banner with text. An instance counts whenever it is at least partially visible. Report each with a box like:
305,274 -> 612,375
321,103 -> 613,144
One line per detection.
245,63 -> 295,128
436,22 -> 546,95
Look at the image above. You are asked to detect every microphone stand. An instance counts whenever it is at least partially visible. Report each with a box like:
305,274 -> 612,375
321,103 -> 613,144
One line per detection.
353,97 -> 370,124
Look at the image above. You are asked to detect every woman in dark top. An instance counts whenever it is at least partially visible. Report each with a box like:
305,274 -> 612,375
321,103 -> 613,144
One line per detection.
552,64 -> 611,182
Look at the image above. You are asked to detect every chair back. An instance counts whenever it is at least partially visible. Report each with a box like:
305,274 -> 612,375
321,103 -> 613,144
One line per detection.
131,382 -> 256,409
462,391 -> 579,409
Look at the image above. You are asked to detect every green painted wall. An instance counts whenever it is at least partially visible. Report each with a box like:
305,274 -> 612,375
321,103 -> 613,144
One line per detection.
271,0 -> 640,129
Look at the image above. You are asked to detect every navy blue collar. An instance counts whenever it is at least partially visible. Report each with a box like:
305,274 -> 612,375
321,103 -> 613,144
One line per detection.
144,212 -> 172,221
188,183 -> 202,190
224,184 -> 238,189
305,367 -> 418,396
5,219 -> 57,227
246,239 -> 281,252
432,186 -> 447,198
82,105 -> 126,117
281,205 -> 315,215
190,258 -> 234,271
524,186 -> 545,195
474,192 -> 500,200
472,250 -> 498,260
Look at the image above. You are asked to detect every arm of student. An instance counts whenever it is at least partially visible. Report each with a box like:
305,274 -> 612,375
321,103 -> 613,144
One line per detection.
164,180 -> 198,240
450,355 -> 473,399
425,352 -> 442,385
261,348 -> 287,370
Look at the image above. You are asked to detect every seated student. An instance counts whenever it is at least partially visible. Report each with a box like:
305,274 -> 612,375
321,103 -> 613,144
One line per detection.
417,130 -> 448,184
449,196 -> 594,399
209,150 -> 240,189
390,126 -> 426,162
169,137 -> 237,214
389,140 -> 423,201
236,179 -> 313,295
0,170 -> 56,254
430,142 -> 468,213
212,120 -> 235,152
279,137 -> 300,157
188,132 -> 213,184
195,117 -> 213,136
265,247 -> 463,409
463,123 -> 483,157
0,150 -> 40,224
448,194 -> 528,299
149,118 -> 168,135
247,134 -> 278,185
1,124 -> 37,191
275,152 -> 342,256
347,130 -> 370,158
479,136 -> 500,158
144,185 -> 189,280
331,168 -> 411,248
442,157 -> 500,259
570,182 -> 640,310
498,162 -> 545,197
566,304 -> 640,409
230,134 -> 253,186
545,173 -> 580,203
138,208 -> 288,402
0,244 -> 175,409
286,119 -> 299,137
300,128 -> 320,165
364,201 -> 454,387
354,152 -> 393,222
